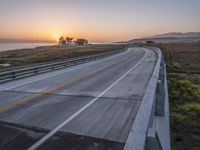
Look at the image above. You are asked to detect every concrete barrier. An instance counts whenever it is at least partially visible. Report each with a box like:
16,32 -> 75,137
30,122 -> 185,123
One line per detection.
124,47 -> 170,150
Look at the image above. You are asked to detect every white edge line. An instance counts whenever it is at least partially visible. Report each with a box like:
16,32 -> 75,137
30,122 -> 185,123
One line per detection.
27,48 -> 147,150
1,48 -> 129,91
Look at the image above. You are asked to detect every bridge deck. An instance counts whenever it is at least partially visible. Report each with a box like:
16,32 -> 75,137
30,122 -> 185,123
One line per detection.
0,47 -> 156,149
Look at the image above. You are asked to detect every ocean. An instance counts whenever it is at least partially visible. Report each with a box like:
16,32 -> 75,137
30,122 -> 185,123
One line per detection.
0,42 -> 56,52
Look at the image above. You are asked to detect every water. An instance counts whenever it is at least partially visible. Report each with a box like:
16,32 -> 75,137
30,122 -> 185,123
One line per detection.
0,42 -> 56,52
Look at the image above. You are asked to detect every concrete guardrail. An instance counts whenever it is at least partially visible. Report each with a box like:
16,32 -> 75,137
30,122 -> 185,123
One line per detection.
124,46 -> 170,150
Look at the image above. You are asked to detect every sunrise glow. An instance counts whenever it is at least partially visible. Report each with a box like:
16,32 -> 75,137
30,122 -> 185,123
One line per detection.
0,0 -> 199,42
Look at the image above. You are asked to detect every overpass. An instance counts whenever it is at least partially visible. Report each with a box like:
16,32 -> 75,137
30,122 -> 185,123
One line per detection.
0,46 -> 170,150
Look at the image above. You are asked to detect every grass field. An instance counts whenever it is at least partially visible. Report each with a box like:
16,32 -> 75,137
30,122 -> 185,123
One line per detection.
158,43 -> 200,74
156,42 -> 200,150
0,44 -> 125,69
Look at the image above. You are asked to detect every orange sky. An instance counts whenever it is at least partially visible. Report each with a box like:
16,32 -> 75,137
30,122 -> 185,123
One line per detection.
0,0 -> 199,42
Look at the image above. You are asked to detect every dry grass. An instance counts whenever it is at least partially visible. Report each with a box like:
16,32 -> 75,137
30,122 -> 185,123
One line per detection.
155,42 -> 200,150
0,44 -> 125,68
156,42 -> 200,73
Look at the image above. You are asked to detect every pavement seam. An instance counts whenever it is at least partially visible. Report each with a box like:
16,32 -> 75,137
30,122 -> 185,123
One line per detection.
1,90 -> 143,102
0,49 -> 129,91
0,52 -> 141,112
27,48 -> 147,150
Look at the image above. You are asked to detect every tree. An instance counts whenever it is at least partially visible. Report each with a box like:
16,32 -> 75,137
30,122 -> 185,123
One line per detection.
66,37 -> 70,45
69,37 -> 73,43
58,36 -> 66,45
75,39 -> 88,45
85,39 -> 88,45
66,37 -> 74,46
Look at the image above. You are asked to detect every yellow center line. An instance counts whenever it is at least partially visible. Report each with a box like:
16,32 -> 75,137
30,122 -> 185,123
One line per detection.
0,58 -> 125,112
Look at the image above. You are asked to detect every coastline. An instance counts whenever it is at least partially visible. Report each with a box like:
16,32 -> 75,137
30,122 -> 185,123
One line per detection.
0,42 -> 56,52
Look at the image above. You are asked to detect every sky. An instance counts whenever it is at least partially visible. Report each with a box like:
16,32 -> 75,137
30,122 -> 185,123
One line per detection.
0,0 -> 200,42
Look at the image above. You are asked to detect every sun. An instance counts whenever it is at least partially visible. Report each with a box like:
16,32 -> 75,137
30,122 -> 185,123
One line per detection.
50,33 -> 62,42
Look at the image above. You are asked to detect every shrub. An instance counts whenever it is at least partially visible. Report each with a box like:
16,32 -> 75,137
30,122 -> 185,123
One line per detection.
167,62 -> 182,72
146,40 -> 155,44
168,76 -> 200,106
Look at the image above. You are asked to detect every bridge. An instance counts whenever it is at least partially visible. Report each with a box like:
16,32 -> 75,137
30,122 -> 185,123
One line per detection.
0,46 -> 170,150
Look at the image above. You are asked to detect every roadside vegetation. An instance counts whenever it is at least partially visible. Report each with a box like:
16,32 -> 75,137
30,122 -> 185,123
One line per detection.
0,44 -> 125,70
156,42 -> 200,150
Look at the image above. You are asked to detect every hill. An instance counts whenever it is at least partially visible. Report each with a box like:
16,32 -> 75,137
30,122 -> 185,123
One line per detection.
147,32 -> 200,38
128,32 -> 200,43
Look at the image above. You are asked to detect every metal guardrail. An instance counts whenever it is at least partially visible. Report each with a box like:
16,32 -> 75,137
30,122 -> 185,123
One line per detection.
124,47 -> 170,150
0,48 -> 126,83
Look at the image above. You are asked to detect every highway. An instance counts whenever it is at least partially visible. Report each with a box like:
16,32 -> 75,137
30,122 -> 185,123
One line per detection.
0,47 -> 157,150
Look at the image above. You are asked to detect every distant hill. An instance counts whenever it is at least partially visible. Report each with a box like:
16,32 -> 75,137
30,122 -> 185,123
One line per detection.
128,32 -> 200,43
147,32 -> 200,38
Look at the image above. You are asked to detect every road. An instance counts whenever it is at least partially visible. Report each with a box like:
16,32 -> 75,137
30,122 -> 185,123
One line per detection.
0,47 -> 157,150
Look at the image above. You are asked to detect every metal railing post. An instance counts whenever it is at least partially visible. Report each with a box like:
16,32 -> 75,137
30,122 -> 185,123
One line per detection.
34,67 -> 38,74
155,58 -> 165,116
11,72 -> 15,78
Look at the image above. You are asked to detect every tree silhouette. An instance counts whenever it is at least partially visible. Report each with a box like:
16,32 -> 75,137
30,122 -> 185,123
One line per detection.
75,39 -> 88,45
66,37 -> 70,45
66,37 -> 73,46
58,36 -> 66,45
69,37 -> 73,44
58,36 -> 88,46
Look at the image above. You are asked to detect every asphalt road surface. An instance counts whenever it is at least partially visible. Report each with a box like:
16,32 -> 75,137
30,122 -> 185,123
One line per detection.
0,47 -> 157,150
